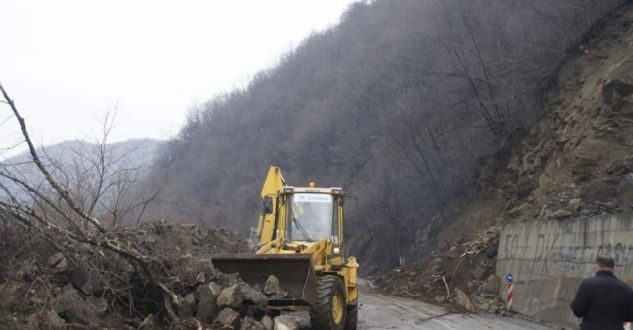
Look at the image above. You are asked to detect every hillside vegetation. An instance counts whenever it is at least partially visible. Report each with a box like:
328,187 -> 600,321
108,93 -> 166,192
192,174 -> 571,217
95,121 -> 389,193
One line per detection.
148,0 -> 625,271
379,2 -> 633,310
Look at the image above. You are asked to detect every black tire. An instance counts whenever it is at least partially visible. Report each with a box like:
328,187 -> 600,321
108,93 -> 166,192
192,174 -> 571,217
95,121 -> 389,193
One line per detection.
344,304 -> 358,330
310,275 -> 347,330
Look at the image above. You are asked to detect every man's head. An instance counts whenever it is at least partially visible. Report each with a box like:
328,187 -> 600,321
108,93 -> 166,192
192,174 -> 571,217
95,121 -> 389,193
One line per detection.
595,256 -> 615,271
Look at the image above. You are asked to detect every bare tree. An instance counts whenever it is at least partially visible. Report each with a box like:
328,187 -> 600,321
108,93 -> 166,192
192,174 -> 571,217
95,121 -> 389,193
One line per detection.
0,83 -> 180,321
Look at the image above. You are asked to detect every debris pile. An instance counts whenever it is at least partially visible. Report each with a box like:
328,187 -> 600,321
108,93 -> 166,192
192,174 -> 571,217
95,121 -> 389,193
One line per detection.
374,225 -> 505,313
0,222 -> 299,329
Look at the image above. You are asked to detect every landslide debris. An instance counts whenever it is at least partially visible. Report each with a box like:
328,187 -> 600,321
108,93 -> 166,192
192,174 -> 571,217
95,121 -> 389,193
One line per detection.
375,2 -> 633,314
0,222 -> 289,329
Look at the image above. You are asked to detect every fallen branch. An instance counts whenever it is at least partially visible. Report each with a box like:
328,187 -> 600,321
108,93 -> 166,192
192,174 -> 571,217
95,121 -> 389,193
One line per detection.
442,275 -> 450,299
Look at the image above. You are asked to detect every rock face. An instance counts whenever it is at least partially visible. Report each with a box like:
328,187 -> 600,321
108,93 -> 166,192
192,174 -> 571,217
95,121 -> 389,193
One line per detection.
616,173 -> 633,208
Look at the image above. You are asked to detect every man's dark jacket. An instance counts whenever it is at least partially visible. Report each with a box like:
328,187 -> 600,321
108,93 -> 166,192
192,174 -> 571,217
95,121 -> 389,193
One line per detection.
570,270 -> 633,330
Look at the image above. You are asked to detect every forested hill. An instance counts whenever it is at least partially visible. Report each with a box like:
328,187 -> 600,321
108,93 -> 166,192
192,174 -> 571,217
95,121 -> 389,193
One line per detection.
146,0 -> 625,271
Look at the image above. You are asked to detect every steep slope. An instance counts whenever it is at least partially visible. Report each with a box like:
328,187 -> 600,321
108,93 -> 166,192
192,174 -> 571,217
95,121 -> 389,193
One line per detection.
147,0 -> 625,272
377,2 -> 633,312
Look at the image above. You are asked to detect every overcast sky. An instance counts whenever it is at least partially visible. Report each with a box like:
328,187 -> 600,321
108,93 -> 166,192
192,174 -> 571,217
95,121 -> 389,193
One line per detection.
0,0 -> 359,159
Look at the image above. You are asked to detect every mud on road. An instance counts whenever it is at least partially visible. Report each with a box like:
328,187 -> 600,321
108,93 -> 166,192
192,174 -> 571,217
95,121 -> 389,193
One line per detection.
356,287 -> 555,330
289,286 -> 557,329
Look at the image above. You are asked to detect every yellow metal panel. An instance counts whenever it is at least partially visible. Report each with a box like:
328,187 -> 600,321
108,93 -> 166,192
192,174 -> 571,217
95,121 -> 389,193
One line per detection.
257,166 -> 285,246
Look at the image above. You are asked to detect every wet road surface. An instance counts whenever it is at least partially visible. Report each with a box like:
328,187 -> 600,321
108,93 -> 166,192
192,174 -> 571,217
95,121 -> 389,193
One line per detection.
356,288 -> 556,330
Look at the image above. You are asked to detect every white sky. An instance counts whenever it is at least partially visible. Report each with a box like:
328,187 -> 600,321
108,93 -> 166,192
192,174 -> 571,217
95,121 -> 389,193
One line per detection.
0,0 -> 359,159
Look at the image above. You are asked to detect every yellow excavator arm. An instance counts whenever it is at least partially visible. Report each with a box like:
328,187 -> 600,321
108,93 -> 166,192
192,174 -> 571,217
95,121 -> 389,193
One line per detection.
256,166 -> 285,247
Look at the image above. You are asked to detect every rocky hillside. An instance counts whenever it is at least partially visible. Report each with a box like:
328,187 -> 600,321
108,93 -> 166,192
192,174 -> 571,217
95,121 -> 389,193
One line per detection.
146,0 -> 624,273
377,2 -> 633,312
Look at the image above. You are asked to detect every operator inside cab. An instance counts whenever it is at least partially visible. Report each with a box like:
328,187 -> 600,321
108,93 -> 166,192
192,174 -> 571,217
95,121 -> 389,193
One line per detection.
287,193 -> 333,241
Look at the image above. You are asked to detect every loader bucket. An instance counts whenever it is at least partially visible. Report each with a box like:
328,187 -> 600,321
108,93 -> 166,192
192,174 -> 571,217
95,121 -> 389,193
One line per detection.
211,254 -> 317,307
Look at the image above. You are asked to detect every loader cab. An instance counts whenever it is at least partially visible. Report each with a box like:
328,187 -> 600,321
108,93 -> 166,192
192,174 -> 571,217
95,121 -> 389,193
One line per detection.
282,186 -> 344,247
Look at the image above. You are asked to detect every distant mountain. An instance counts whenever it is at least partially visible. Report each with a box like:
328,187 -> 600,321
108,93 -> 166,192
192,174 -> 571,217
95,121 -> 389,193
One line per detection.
3,138 -> 162,168
0,138 -> 163,203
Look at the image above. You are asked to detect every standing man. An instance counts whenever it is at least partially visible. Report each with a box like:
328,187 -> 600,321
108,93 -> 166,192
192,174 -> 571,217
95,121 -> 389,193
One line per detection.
571,256 -> 633,330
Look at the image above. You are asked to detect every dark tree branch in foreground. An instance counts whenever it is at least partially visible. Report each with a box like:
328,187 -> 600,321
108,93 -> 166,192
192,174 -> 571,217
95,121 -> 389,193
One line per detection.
0,82 -> 180,321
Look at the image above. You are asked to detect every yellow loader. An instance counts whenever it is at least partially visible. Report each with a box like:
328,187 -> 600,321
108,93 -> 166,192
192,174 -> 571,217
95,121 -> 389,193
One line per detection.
212,166 -> 359,330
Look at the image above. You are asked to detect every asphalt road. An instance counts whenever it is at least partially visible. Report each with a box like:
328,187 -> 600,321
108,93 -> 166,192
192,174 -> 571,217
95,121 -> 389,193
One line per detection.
289,286 -> 557,330
357,288 -> 556,330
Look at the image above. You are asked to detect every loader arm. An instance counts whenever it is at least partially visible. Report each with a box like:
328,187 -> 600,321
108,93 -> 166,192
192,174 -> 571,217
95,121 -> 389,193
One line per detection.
256,166 -> 285,246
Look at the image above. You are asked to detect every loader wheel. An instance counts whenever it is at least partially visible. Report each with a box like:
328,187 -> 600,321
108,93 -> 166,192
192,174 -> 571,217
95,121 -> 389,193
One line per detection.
344,304 -> 358,330
310,275 -> 347,330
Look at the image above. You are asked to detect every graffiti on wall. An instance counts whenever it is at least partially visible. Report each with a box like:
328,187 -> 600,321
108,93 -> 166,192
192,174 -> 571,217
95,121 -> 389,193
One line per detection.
496,215 -> 633,326
500,217 -> 633,276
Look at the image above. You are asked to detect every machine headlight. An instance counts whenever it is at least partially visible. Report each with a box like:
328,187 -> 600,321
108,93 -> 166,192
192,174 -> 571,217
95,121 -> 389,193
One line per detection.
333,247 -> 341,255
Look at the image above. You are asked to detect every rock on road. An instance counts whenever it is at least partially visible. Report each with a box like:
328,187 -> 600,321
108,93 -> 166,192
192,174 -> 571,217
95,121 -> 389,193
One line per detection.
356,288 -> 555,330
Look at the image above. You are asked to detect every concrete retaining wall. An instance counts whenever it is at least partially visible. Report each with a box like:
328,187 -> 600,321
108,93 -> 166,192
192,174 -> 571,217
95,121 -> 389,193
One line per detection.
496,214 -> 633,327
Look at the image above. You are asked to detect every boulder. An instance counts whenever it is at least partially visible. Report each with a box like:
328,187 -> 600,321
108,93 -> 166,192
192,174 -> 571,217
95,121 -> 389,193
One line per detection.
434,295 -> 447,304
212,308 -> 240,329
25,310 -> 66,330
217,284 -> 242,309
263,275 -> 288,298
171,317 -> 204,330
478,275 -> 500,296
603,77 -> 633,111
178,295 -> 194,319
196,272 -> 206,284
69,268 -> 93,295
86,296 -> 108,317
47,252 -> 67,272
197,282 -> 224,301
454,288 -> 475,312
273,315 -> 300,330
617,173 -> 633,208
470,265 -> 487,280
196,296 -> 217,324
260,315 -> 274,330
581,180 -> 616,204
53,289 -> 98,325
240,282 -> 268,308
240,316 -> 265,330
